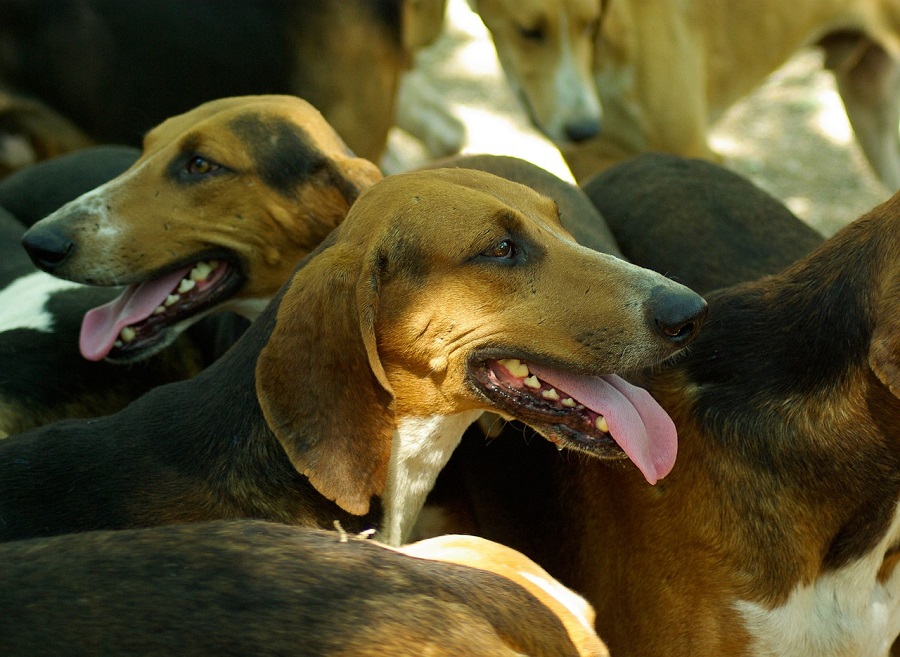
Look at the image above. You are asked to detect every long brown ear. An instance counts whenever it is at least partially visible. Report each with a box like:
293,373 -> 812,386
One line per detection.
256,244 -> 395,515
869,276 -> 900,399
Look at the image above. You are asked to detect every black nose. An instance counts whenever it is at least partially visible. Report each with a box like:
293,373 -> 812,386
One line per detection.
21,225 -> 75,272
649,285 -> 708,346
565,117 -> 601,143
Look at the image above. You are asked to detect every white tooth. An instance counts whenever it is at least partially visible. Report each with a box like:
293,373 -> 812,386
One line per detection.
595,416 -> 609,433
153,305 -> 166,315
556,443 -> 564,452
576,404 -> 585,411
541,388 -> 560,401
165,294 -> 180,307
120,327 -> 136,343
499,358 -> 529,378
190,261 -> 213,282
177,278 -> 196,294
561,397 -> 576,407
114,340 -> 123,348
524,375 -> 541,389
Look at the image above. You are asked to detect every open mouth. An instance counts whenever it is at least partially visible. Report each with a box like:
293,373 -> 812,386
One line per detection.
470,357 -> 678,484
78,258 -> 243,363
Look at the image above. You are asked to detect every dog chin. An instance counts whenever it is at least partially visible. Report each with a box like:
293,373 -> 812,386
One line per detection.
103,325 -> 183,364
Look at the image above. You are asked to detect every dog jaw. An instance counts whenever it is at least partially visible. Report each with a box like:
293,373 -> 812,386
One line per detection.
362,168 -> 704,484
471,357 -> 677,483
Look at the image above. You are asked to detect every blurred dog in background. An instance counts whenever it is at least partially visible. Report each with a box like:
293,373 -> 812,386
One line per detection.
0,0 -> 463,171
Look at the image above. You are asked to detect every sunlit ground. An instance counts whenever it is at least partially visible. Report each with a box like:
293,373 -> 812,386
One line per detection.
711,49 -> 888,236
386,0 -> 890,238
383,0 -> 571,181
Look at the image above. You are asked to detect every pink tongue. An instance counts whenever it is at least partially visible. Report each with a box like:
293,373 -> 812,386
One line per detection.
79,266 -> 192,361
528,364 -> 677,484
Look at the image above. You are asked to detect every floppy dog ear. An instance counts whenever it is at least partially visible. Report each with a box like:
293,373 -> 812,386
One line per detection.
256,245 -> 395,516
869,276 -> 900,398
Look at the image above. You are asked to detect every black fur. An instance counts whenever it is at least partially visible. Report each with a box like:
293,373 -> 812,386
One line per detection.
0,520 -> 580,657
0,244 -> 381,542
0,0 -> 405,158
0,145 -> 139,227
228,113 -> 337,198
582,152 -> 824,292
0,147 -> 226,436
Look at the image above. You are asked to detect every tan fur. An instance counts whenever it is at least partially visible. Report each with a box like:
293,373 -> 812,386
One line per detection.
565,0 -> 900,186
472,0 -> 603,143
399,534 -> 610,656
1,521 -> 604,656
27,94 -> 382,314
477,0 -> 900,187
277,0 -> 457,163
256,167 -> 704,520
469,191 -> 900,656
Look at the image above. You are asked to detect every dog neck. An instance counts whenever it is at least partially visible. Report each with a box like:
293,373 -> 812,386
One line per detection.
379,410 -> 482,546
228,296 -> 271,321
640,214 -> 900,621
679,223 -> 900,530
734,496 -> 900,657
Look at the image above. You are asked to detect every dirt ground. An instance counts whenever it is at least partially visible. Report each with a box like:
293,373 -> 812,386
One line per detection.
385,0 -> 891,239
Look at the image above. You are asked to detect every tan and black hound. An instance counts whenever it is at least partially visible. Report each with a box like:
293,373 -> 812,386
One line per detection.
21,94 -> 381,364
1,520 -> 609,657
454,154 -> 900,656
0,167 -> 705,546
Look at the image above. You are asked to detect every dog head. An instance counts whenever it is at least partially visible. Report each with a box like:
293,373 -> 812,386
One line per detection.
471,0 -> 603,143
21,95 -> 382,363
256,168 -> 707,515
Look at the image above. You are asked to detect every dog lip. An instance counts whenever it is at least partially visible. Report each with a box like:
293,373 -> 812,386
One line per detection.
466,353 -> 679,483
114,249 -> 241,287
467,356 -> 627,456
103,257 -> 245,362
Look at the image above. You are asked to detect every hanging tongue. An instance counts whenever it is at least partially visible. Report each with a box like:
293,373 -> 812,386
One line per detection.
528,363 -> 677,484
79,266 -> 192,362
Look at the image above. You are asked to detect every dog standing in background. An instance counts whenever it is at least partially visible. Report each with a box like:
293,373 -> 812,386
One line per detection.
472,0 -> 900,189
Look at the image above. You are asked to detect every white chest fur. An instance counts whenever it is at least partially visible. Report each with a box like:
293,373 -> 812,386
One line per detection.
379,410 -> 482,547
0,271 -> 83,333
736,501 -> 900,657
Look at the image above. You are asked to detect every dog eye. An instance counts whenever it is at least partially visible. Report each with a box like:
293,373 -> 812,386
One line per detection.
185,156 -> 220,175
483,239 -> 516,259
518,24 -> 546,42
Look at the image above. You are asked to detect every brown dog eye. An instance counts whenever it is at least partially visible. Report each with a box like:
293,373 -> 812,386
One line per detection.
186,156 -> 219,175
518,24 -> 546,42
484,239 -> 515,259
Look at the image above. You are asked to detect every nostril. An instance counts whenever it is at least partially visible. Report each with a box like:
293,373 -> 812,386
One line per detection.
565,117 -> 601,143
657,319 -> 696,340
21,229 -> 75,272
650,287 -> 708,346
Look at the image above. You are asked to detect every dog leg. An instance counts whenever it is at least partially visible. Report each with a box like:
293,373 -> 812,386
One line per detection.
394,66 -> 466,158
824,35 -> 900,190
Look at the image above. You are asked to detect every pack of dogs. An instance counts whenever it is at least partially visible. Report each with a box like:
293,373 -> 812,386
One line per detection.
2,1 -> 900,656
